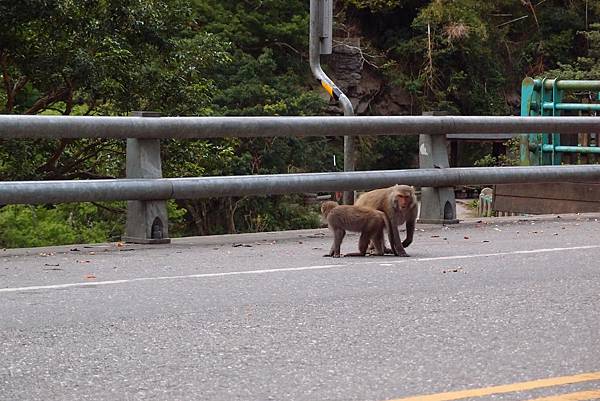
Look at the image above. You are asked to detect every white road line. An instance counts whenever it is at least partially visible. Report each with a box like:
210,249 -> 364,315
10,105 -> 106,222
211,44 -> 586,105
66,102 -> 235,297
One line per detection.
1,245 -> 599,294
0,264 -> 346,293
413,245 -> 600,262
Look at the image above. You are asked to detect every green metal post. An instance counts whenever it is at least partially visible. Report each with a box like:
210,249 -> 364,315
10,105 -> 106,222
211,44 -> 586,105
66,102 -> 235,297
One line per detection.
539,78 -> 554,165
520,77 -> 536,165
551,79 -> 563,165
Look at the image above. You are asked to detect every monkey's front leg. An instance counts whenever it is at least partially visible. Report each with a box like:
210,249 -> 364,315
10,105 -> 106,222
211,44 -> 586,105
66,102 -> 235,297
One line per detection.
323,229 -> 344,257
390,224 -> 409,257
402,214 -> 417,248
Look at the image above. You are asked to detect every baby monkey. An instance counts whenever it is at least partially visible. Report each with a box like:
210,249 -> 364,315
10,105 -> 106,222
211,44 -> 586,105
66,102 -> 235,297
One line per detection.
321,201 -> 397,258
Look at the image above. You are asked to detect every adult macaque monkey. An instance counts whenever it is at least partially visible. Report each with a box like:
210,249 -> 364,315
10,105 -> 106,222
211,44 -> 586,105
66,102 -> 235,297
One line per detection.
355,185 -> 418,257
320,201 -> 396,258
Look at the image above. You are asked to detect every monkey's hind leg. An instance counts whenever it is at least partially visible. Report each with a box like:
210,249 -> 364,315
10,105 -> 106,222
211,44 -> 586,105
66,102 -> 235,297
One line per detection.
344,232 -> 370,257
369,230 -> 385,256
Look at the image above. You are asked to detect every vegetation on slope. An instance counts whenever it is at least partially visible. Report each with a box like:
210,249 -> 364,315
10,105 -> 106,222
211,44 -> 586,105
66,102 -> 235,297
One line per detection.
1,0 -> 599,246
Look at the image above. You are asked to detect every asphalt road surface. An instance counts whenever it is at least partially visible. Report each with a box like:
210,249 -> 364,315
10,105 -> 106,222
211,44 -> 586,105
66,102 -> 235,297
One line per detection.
1,214 -> 600,401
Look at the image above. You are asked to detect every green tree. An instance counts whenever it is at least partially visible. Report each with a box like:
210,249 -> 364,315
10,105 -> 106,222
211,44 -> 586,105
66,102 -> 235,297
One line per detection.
0,0 -> 232,244
0,203 -> 122,248
547,23 -> 600,80
168,0 -> 333,235
0,0 -> 332,244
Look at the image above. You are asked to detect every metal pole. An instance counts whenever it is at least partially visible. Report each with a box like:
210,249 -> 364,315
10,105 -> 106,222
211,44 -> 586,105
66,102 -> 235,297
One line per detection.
2,115 -> 600,139
2,165 -> 600,205
542,102 -> 600,111
535,79 -> 600,91
309,0 -> 355,204
542,145 -> 600,154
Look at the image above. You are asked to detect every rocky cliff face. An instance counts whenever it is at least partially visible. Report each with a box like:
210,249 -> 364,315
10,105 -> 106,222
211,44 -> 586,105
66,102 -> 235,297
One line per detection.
326,36 -> 414,116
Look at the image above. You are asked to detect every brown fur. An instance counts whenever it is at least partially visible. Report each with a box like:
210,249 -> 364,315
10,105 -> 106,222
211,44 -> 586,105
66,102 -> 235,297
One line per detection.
320,201 -> 395,258
355,185 -> 418,257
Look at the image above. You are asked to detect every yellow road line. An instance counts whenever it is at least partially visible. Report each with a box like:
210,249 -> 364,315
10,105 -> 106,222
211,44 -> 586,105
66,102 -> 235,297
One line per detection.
525,390 -> 600,401
386,371 -> 600,401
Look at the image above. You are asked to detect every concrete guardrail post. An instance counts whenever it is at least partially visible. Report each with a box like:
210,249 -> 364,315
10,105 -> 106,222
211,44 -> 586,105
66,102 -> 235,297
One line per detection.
123,111 -> 171,244
418,111 -> 459,224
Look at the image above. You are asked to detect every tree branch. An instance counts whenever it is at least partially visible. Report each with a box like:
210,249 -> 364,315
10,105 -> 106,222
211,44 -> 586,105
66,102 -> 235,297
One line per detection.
25,87 -> 70,115
1,50 -> 31,113
37,139 -> 74,175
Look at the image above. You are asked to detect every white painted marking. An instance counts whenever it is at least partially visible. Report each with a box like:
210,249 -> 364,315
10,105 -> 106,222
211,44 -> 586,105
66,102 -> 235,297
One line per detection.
0,264 -> 346,294
1,245 -> 599,294
414,245 -> 600,262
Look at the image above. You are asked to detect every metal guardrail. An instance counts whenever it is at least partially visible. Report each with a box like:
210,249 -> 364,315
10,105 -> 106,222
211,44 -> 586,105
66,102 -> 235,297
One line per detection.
1,115 -> 600,139
1,114 -> 600,241
1,165 -> 600,205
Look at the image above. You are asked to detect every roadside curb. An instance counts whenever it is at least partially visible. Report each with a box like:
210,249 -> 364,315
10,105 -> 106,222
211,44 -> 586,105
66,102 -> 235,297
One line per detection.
3,213 -> 600,258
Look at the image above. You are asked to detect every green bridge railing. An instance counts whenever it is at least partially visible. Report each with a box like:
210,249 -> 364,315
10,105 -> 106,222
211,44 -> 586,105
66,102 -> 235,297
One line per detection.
520,77 -> 600,165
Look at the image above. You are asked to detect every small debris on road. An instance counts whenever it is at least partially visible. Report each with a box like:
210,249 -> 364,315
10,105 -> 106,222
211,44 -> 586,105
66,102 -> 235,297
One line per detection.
306,233 -> 325,238
232,243 -> 253,248
84,274 -> 96,280
443,267 -> 464,274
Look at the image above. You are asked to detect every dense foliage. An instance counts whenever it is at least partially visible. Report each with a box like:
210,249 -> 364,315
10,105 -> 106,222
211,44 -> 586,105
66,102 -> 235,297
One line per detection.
1,0 -> 599,247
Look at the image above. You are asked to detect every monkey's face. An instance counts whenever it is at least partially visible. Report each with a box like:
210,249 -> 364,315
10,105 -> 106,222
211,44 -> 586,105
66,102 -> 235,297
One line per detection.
396,193 -> 413,209
320,201 -> 339,217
